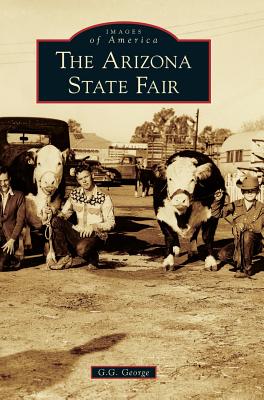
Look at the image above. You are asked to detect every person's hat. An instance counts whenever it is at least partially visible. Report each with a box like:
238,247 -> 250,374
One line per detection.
237,175 -> 260,190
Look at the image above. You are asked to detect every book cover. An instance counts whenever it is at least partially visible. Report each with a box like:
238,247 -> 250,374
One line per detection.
1,1 -> 263,399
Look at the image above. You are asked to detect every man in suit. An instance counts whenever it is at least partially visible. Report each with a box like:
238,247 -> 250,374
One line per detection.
0,166 -> 25,271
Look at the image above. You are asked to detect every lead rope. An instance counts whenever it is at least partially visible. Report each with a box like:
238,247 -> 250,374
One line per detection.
43,197 -> 55,265
44,212 -> 53,249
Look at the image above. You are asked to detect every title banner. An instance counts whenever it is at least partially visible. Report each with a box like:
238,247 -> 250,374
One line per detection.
37,22 -> 210,103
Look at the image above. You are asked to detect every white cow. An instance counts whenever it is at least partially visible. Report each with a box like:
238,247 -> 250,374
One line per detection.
153,150 -> 226,271
17,145 -> 68,265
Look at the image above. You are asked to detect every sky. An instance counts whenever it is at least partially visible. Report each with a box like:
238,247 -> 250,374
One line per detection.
0,0 -> 264,142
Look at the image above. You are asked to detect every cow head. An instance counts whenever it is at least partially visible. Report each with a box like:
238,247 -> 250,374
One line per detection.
33,145 -> 68,196
166,157 -> 212,213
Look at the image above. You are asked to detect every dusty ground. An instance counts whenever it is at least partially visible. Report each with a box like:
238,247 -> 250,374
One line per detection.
0,185 -> 264,400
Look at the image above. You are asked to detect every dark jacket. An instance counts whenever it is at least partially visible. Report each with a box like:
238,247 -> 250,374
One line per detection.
223,199 -> 264,237
0,190 -> 25,241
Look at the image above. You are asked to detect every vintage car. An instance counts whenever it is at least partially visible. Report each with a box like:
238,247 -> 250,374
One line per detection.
65,158 -> 120,196
102,155 -> 143,182
0,116 -> 70,167
78,157 -> 121,182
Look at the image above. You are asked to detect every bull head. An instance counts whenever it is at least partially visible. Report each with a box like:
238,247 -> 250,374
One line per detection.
166,157 -> 212,213
32,145 -> 68,196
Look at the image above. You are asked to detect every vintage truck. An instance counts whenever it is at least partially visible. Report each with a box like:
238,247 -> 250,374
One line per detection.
102,155 -> 143,182
0,116 -> 70,166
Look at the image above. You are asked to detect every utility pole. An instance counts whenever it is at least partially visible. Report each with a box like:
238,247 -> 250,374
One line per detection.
194,108 -> 199,151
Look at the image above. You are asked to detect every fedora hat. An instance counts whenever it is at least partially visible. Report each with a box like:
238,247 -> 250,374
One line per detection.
237,175 -> 260,190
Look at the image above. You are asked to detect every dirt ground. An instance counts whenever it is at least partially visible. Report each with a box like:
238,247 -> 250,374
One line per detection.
0,185 -> 264,400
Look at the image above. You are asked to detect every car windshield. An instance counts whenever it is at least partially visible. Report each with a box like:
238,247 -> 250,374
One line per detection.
123,157 -> 132,164
7,132 -> 51,145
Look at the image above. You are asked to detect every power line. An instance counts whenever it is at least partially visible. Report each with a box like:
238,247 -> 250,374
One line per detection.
173,17 -> 264,36
0,51 -> 34,56
211,23 -> 264,37
0,11 -> 263,48
0,10 -> 263,46
0,60 -> 34,64
167,9 -> 264,28
0,19 -> 263,64
0,41 -> 34,46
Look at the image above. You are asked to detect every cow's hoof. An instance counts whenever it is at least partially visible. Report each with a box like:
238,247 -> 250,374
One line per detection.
211,264 -> 219,271
172,246 -> 180,257
164,265 -> 175,272
204,265 -> 219,272
204,255 -> 217,270
163,254 -> 175,271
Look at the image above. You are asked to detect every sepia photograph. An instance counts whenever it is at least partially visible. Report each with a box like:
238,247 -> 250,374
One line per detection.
0,1 -> 264,399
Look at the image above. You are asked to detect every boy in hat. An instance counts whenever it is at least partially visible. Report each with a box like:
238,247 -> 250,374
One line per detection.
218,175 -> 264,278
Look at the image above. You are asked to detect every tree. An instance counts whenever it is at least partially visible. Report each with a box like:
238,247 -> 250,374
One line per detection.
130,121 -> 157,143
130,108 -> 195,145
198,126 -> 231,147
153,108 -> 175,139
198,125 -> 213,146
214,128 -> 232,143
166,115 -> 195,145
68,119 -> 83,136
241,116 -> 264,132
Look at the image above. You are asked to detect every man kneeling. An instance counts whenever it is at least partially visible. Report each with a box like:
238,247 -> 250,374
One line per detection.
218,175 -> 263,278
49,163 -> 115,270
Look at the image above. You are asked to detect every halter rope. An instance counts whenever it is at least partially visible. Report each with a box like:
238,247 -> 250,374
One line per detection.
42,197 -> 55,263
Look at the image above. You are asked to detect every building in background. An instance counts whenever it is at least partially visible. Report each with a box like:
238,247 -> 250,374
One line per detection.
70,132 -> 111,161
219,131 -> 264,203
219,131 -> 264,177
70,132 -> 147,164
105,142 -> 147,164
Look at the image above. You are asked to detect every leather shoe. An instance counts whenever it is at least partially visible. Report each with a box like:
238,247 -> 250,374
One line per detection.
86,264 -> 98,271
10,260 -> 21,271
234,271 -> 250,278
88,252 -> 99,268
49,255 -> 73,270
